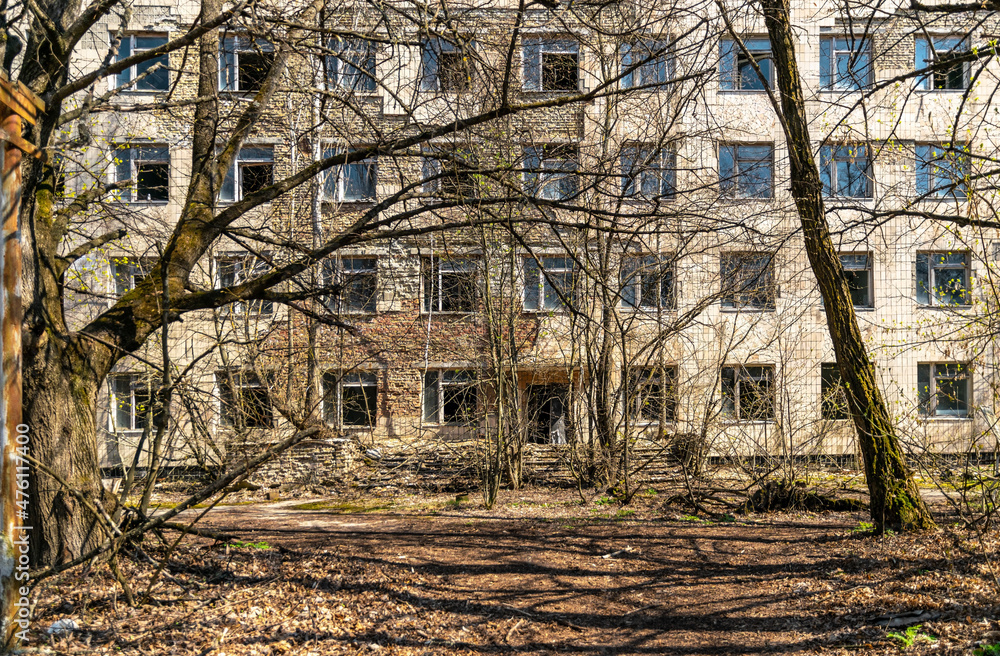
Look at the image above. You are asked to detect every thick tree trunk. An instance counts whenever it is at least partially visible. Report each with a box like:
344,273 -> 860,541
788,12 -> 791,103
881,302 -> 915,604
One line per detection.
23,335 -> 113,564
760,0 -> 934,531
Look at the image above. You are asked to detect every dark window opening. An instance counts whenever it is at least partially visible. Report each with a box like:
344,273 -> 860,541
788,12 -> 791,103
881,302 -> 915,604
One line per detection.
721,252 -> 775,310
821,363 -> 849,420
525,384 -> 569,444
918,363 -> 970,417
218,372 -> 273,428
423,257 -> 477,313
721,365 -> 774,421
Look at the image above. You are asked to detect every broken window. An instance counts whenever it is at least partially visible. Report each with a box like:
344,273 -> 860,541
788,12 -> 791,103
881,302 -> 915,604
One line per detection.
217,371 -> 273,428
721,365 -> 775,421
110,373 -> 164,431
421,38 -> 474,92
627,367 -> 677,422
523,38 -> 579,92
323,371 -> 378,427
216,253 -> 273,315
423,370 -> 478,424
322,148 -> 377,202
219,35 -> 274,92
719,38 -> 773,90
326,37 -> 376,92
525,384 -> 569,444
720,252 -> 775,310
422,257 -> 478,313
219,147 -> 273,202
322,256 -> 378,313
113,145 -> 169,203
821,363 -> 849,420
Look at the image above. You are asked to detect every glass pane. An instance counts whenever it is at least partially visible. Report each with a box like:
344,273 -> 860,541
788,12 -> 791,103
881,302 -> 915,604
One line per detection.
721,367 -> 737,415
917,364 -> 931,414
116,36 -> 133,88
423,372 -> 438,422
523,258 -> 540,310
933,266 -> 968,305
719,145 -> 735,195
719,40 -> 737,90
136,52 -> 169,91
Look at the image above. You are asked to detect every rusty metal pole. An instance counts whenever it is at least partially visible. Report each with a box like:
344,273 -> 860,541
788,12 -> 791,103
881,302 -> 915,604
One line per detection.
0,73 -> 41,653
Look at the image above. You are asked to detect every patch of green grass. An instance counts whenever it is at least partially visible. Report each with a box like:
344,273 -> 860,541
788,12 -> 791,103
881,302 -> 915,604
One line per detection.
887,625 -> 936,651
594,496 -> 615,506
615,509 -> 636,519
640,488 -> 658,497
679,515 -> 712,524
851,521 -> 875,534
230,540 -> 271,550
290,500 -> 392,513
719,513 -> 737,523
974,644 -> 1000,656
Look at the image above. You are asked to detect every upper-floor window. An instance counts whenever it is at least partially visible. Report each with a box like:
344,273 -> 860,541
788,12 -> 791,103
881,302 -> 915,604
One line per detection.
115,34 -> 169,91
721,365 -> 775,421
719,38 -> 773,91
621,40 -> 672,88
322,256 -> 378,313
110,373 -> 163,431
916,143 -> 969,200
422,257 -> 477,313
111,256 -> 155,296
820,36 -> 872,90
918,363 -> 970,417
423,370 -> 478,424
916,251 -> 970,307
627,366 -> 677,422
621,254 -> 675,310
421,38 -> 473,92
840,253 -> 873,308
322,149 -> 376,202
220,147 -> 273,202
219,35 -> 274,92
323,371 -> 377,427
721,252 -> 775,310
523,38 -> 579,92
820,363 -> 849,420
217,370 -> 273,428
216,253 -> 273,315
524,256 -> 576,312
915,36 -> 968,91
719,144 -> 773,198
524,145 -> 578,200
423,147 -> 480,198
326,37 -> 376,92
820,145 -> 872,198
113,145 -> 169,203
621,146 -> 676,200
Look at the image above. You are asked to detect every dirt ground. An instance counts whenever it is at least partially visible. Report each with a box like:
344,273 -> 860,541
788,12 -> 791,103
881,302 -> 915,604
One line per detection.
30,487 -> 1000,655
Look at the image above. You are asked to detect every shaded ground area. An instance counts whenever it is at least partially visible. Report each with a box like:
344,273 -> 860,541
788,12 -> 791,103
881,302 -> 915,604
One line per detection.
31,489 -> 1000,655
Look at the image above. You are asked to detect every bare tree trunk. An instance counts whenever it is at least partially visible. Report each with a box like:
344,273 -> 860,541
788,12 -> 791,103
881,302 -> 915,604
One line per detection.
760,0 -> 934,531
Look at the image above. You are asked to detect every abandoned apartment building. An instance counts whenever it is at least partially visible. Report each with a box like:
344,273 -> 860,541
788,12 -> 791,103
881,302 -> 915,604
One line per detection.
57,0 -> 1000,483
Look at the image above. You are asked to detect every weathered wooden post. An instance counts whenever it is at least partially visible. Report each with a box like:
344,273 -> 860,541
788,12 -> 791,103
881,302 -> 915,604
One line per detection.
0,72 -> 42,652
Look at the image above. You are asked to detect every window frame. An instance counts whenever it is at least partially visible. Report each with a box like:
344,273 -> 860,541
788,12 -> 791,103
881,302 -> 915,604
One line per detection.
420,37 -> 475,93
524,144 -> 579,201
422,256 -> 478,314
114,33 -> 170,92
110,373 -> 162,432
326,37 -> 377,93
918,362 -> 971,418
110,256 -> 156,297
217,370 -> 274,429
720,251 -> 776,310
422,370 -> 479,425
621,254 -> 676,311
621,146 -> 677,200
322,256 -> 379,313
523,37 -> 580,92
219,34 -> 275,93
915,36 -> 969,91
215,253 -> 274,315
323,371 -> 378,427
820,363 -> 850,420
523,255 -> 577,312
321,148 -> 377,202
916,143 -> 969,200
719,143 -> 774,199
219,146 -> 274,203
916,251 -> 971,307
621,39 -> 673,88
627,366 -> 677,423
720,365 -> 775,421
839,252 -> 874,309
422,146 -> 481,198
719,37 -> 774,91
820,36 -> 873,91
112,144 -> 170,204
820,144 -> 873,199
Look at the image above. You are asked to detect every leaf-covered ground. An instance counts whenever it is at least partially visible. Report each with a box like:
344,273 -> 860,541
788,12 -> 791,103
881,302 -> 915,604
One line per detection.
28,488 -> 1000,655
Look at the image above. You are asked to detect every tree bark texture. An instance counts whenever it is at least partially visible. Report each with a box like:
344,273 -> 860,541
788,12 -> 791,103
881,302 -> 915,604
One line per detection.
760,0 -> 934,531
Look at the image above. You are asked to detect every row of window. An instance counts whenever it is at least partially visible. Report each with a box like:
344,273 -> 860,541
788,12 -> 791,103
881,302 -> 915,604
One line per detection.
107,141 -> 969,205
108,360 -> 971,434
115,32 -> 972,96
109,249 -> 972,317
